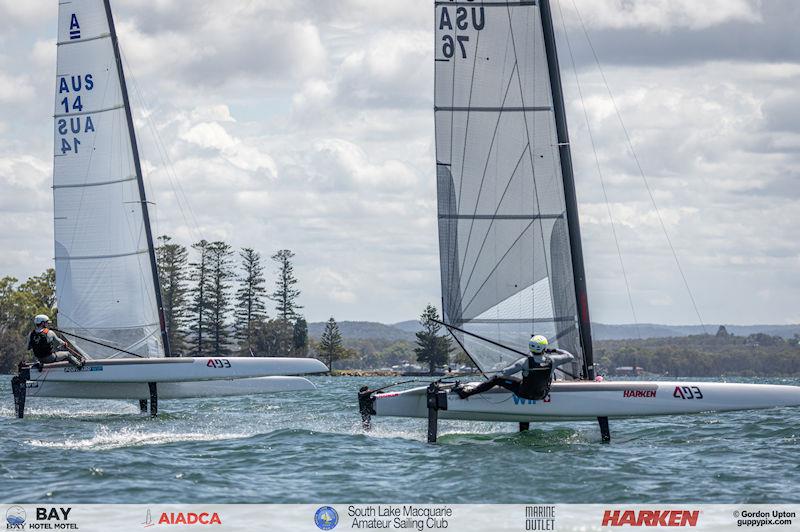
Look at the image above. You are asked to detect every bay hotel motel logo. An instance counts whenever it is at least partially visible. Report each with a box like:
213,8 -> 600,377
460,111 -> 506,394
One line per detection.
6,507 -> 25,529
5,507 -> 77,530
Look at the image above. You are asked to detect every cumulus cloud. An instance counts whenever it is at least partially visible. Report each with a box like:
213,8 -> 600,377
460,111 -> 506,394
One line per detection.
0,0 -> 798,325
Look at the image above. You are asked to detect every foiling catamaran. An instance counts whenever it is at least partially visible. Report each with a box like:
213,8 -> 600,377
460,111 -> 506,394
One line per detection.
10,0 -> 327,419
358,0 -> 800,442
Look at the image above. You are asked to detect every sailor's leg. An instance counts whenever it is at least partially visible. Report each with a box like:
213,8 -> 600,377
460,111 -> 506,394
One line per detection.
148,382 -> 158,417
456,376 -> 505,399
11,376 -> 27,419
494,376 -> 523,396
598,416 -> 611,443
139,400 -> 148,414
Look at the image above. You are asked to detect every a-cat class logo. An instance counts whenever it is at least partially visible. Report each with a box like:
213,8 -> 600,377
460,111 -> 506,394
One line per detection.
602,509 -> 700,527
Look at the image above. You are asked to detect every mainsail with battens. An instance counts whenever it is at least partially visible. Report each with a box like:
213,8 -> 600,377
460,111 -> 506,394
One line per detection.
53,0 -> 167,358
434,0 -> 592,379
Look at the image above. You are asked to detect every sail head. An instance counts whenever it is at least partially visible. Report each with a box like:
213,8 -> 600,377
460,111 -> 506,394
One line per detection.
53,0 -> 162,358
435,0 -> 583,377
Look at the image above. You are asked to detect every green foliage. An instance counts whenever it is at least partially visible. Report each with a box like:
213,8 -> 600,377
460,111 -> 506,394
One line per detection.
595,332 -> 800,377
414,304 -> 452,374
206,241 -> 235,357
0,270 -> 57,373
157,235 -> 190,355
189,240 -> 211,356
269,249 -> 302,321
235,248 -> 267,353
293,317 -> 308,355
249,318 -> 295,357
319,317 -> 347,370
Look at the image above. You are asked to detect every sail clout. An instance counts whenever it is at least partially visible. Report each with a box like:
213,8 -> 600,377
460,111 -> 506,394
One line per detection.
435,0 -> 583,376
53,0 -> 162,358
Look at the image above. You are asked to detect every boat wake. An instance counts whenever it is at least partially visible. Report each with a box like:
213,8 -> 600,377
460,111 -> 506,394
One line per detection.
25,426 -> 253,451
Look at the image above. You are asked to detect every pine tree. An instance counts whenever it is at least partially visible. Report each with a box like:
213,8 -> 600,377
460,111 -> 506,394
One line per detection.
235,248 -> 267,353
414,304 -> 452,374
156,236 -> 189,355
206,241 -> 235,357
269,249 -> 302,321
189,240 -> 212,356
293,317 -> 308,356
319,317 -> 344,370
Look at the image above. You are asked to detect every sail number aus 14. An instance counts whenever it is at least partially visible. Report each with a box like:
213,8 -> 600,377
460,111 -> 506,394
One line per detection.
673,386 -> 703,400
207,359 -> 232,369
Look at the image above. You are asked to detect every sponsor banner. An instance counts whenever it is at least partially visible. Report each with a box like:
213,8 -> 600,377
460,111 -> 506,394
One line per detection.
1,504 -> 798,531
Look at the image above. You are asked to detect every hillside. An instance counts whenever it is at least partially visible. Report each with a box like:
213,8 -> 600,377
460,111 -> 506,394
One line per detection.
309,320 -> 800,342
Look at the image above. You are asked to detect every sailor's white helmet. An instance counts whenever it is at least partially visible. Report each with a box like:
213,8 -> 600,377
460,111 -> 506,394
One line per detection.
529,335 -> 548,354
34,314 -> 50,326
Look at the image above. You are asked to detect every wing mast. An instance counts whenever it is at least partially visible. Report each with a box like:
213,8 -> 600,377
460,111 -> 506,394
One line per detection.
102,0 -> 172,357
539,0 -> 594,379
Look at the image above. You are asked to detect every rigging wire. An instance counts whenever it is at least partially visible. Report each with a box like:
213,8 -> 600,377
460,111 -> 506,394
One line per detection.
553,0 -> 641,338
121,51 -> 205,245
567,0 -> 708,333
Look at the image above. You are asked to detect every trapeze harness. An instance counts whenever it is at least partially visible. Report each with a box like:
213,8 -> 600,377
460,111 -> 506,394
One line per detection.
517,356 -> 554,400
29,328 -> 55,360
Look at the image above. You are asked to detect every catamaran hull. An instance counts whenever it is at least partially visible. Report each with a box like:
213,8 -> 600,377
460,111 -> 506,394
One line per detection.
27,357 -> 328,383
24,376 -> 316,400
372,381 -> 800,422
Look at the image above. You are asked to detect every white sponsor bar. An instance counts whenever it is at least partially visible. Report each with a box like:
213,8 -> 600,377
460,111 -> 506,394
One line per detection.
1,504 -> 797,531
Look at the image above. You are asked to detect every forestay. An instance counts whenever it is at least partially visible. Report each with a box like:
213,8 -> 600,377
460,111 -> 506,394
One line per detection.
53,0 -> 162,358
434,0 -> 583,377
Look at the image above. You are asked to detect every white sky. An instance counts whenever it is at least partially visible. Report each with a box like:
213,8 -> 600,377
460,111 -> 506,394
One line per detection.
1,0 -> 799,325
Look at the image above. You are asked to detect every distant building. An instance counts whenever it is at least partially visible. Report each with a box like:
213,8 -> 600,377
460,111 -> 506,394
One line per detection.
612,366 -> 645,376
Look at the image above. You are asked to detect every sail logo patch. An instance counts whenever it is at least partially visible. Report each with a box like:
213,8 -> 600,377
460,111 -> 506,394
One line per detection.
602,510 -> 699,527
622,390 -> 656,398
69,14 -> 81,40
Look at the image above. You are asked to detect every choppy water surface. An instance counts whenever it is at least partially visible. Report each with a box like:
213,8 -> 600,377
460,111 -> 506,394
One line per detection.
1,376 -> 798,503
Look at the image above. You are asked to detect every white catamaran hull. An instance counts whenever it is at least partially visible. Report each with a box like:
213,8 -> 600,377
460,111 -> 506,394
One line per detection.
373,381 -> 800,422
24,376 -> 316,400
26,357 -> 328,383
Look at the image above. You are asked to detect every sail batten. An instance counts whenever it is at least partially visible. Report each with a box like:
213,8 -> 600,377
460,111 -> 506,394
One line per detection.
435,0 -> 585,376
53,0 -> 163,359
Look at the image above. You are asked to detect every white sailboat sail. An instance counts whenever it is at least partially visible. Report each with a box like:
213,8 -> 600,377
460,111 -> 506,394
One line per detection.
53,0 -> 162,358
434,0 -> 584,377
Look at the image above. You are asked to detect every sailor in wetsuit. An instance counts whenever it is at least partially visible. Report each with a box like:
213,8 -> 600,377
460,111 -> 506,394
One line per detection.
27,315 -> 84,368
455,335 -> 574,400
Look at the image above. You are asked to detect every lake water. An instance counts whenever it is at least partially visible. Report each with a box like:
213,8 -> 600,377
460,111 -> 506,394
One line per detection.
1,376 -> 798,503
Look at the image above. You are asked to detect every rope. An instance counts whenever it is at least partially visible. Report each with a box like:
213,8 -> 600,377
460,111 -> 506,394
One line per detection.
51,328 -> 144,359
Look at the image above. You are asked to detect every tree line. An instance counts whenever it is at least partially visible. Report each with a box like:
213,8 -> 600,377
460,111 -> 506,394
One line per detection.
156,236 -> 307,358
595,326 -> 800,377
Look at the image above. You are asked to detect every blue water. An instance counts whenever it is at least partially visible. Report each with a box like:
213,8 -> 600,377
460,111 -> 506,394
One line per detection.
1,376 -> 798,503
